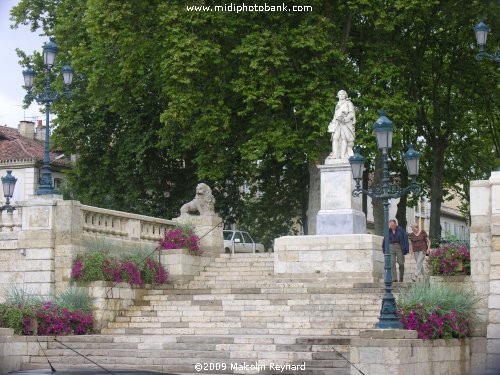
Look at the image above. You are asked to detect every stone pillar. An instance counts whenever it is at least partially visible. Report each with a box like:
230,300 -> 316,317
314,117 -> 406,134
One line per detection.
53,199 -> 83,294
173,215 -> 223,256
316,158 -> 366,234
470,179 -> 492,337
487,171 -> 500,371
17,195 -> 63,298
469,170 -> 500,374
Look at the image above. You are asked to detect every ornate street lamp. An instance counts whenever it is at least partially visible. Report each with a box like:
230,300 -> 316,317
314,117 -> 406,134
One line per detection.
349,110 -> 421,329
1,171 -> 17,213
22,38 -> 74,195
473,20 -> 500,62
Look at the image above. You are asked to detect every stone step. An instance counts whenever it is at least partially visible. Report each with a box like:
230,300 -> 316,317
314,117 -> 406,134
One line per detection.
22,335 -> 351,375
100,327 -> 368,336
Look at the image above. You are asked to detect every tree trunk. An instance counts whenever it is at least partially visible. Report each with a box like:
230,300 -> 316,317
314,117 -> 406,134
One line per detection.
396,194 -> 408,231
362,168 -> 368,216
429,143 -> 446,242
372,153 -> 384,236
396,167 -> 408,230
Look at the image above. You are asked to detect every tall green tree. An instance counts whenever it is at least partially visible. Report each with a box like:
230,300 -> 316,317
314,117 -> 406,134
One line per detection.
346,0 -> 498,238
11,0 -> 498,245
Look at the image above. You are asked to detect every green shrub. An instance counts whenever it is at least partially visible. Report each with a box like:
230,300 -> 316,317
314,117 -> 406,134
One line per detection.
53,287 -> 94,314
77,252 -> 107,282
0,304 -> 32,334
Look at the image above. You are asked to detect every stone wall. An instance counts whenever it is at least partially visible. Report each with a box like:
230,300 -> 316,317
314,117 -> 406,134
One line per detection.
274,234 -> 383,283
0,196 -> 222,302
160,249 -> 211,283
350,329 -> 470,375
80,281 -> 149,331
469,170 -> 500,374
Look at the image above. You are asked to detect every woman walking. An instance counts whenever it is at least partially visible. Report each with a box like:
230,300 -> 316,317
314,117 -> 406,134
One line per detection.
409,223 -> 431,282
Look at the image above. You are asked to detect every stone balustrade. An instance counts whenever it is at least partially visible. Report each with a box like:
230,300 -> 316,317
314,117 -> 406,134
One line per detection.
80,204 -> 176,241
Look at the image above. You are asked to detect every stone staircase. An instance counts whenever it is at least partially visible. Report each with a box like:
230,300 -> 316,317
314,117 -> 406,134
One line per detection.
22,253 -> 412,374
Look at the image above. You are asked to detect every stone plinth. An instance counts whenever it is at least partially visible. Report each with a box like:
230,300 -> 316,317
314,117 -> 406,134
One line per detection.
160,248 -> 211,282
350,329 -> 470,375
316,159 -> 366,235
174,215 -> 224,255
274,234 -> 383,283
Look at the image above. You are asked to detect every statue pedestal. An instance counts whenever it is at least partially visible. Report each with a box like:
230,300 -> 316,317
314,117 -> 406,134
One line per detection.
316,158 -> 366,235
173,215 -> 224,256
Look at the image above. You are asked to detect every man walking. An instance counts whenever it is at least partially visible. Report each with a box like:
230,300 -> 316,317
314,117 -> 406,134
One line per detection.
386,219 -> 409,282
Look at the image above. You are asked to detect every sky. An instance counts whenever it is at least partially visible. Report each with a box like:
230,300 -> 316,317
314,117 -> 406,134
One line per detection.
0,0 -> 48,129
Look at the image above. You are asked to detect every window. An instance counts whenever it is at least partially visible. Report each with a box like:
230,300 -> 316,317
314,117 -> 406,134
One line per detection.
233,232 -> 243,242
54,178 -> 63,189
242,232 -> 253,244
223,231 -> 233,241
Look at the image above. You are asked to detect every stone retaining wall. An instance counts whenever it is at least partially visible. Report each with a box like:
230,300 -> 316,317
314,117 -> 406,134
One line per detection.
429,275 -> 471,286
160,249 -> 212,283
350,329 -> 470,375
80,281 -> 149,331
274,234 -> 383,282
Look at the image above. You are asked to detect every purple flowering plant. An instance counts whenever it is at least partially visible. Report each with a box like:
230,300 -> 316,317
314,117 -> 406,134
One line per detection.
160,225 -> 202,255
71,252 -> 168,286
34,302 -> 93,336
429,241 -> 470,276
398,304 -> 471,340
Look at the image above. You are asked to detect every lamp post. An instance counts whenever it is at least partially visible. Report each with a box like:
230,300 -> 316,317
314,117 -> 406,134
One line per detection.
22,38 -> 74,195
473,20 -> 500,62
349,110 -> 421,329
1,171 -> 17,213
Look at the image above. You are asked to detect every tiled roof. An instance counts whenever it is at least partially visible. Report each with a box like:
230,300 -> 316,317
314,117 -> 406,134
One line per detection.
0,125 -> 70,167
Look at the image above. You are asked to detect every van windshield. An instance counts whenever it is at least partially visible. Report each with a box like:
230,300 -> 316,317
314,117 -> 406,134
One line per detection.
223,231 -> 233,240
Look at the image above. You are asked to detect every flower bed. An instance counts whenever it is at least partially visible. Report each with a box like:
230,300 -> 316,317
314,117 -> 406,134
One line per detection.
160,225 -> 203,255
71,252 -> 168,286
398,305 -> 471,340
397,281 -> 478,340
0,286 -> 93,336
428,241 -> 470,276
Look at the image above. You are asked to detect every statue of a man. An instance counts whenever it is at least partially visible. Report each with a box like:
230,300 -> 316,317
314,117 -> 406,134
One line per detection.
328,90 -> 356,159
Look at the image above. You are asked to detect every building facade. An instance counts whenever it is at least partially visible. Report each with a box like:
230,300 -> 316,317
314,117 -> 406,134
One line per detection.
0,121 -> 70,205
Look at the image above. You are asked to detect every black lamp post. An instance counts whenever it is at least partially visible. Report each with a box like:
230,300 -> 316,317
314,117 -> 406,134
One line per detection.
473,20 -> 500,62
22,38 -> 74,195
349,110 -> 421,329
1,171 -> 17,213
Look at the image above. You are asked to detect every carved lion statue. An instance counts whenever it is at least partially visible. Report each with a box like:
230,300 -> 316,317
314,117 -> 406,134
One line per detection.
180,183 -> 216,216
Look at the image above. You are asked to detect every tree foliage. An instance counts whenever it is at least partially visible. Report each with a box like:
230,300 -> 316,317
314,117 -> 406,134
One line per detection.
10,0 -> 498,246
